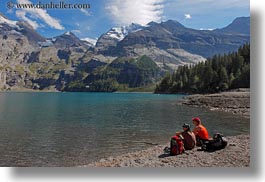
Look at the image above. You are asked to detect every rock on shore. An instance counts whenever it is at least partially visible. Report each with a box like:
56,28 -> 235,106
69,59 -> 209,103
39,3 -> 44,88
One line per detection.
84,135 -> 250,167
178,89 -> 250,118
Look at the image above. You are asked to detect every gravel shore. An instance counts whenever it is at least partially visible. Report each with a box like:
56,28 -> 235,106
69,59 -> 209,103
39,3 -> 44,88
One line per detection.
84,135 -> 250,167
178,89 -> 250,118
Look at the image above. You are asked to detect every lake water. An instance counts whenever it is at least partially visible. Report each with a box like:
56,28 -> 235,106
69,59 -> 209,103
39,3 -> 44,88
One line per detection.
0,92 -> 249,166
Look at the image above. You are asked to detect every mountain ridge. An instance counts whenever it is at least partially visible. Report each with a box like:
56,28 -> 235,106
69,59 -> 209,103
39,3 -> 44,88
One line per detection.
0,14 -> 250,92
214,17 -> 250,35
111,18 -> 250,58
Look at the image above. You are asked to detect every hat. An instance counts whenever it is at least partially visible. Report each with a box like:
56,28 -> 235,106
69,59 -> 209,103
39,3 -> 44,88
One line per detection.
192,117 -> 201,123
182,123 -> 190,129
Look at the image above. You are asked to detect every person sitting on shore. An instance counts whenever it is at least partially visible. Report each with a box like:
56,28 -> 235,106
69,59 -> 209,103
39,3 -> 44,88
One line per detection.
192,117 -> 209,146
176,123 -> 196,150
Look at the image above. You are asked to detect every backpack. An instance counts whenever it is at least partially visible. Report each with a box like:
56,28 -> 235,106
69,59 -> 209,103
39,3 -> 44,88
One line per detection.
202,133 -> 228,152
170,135 -> 185,156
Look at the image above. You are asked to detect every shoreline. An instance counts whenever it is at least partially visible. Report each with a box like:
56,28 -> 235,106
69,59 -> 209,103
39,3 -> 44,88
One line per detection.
83,134 -> 250,167
83,89 -> 250,167
177,89 -> 250,118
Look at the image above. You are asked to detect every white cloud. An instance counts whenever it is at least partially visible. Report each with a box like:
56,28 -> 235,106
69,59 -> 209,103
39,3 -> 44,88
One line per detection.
106,0 -> 164,25
80,9 -> 91,16
16,10 -> 39,29
184,14 -> 192,19
15,0 -> 64,30
72,29 -> 81,34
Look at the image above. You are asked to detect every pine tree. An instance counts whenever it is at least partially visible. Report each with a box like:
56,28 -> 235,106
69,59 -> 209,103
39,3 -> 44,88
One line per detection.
219,66 -> 229,91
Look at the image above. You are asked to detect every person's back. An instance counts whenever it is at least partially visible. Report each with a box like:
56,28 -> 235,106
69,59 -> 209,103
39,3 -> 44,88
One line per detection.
181,130 -> 196,150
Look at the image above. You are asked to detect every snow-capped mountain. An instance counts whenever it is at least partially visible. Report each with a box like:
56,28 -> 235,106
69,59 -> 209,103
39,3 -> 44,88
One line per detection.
105,23 -> 143,41
81,37 -> 98,47
95,23 -> 144,54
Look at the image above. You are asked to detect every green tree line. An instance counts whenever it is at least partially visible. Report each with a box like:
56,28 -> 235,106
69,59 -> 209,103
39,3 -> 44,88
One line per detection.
155,43 -> 250,94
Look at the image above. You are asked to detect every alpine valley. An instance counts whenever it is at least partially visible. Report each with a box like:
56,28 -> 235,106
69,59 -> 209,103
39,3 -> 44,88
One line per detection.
0,14 -> 250,92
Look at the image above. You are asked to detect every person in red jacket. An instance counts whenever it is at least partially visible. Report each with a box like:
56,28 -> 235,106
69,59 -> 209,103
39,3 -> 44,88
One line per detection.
192,117 -> 209,146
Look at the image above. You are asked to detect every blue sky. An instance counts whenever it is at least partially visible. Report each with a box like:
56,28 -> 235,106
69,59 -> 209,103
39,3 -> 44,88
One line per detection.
0,0 -> 249,40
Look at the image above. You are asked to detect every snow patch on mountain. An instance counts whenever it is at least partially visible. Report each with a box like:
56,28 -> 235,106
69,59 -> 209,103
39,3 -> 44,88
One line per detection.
64,31 -> 71,36
104,23 -> 144,41
81,37 -> 98,47
0,14 -> 18,28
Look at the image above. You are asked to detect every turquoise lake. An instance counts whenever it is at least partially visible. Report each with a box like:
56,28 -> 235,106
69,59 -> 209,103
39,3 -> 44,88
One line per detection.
0,92 -> 249,166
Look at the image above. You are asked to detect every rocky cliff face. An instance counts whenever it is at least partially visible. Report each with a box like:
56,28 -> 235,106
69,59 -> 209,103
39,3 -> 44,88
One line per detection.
0,15 -> 39,90
0,14 -> 92,91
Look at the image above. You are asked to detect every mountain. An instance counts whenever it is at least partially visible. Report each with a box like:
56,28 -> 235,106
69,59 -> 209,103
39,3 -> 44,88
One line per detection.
105,18 -> 250,58
16,21 -> 46,44
0,13 -> 45,45
0,13 -> 18,28
64,55 -> 162,92
0,15 -> 250,92
0,15 -> 91,91
81,37 -> 98,47
95,23 -> 143,55
52,31 -> 87,48
0,14 -> 43,90
214,17 -> 250,35
95,21 -> 207,70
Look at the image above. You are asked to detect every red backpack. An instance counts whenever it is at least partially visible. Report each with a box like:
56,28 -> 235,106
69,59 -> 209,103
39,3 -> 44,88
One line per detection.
170,135 -> 185,156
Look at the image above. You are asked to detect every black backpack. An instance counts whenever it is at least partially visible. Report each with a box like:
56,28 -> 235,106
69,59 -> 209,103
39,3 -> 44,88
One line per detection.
202,133 -> 228,152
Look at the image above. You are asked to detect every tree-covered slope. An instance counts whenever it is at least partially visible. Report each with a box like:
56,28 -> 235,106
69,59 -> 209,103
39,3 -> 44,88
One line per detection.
155,43 -> 250,94
64,55 -> 163,92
